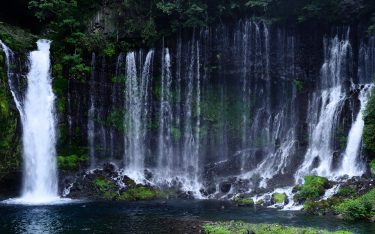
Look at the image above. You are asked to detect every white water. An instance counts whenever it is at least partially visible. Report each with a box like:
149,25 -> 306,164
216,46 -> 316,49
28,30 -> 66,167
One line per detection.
2,40 -> 64,205
338,84 -> 373,176
295,32 -> 352,182
123,50 -> 154,182
88,53 -> 96,168
0,40 -> 23,114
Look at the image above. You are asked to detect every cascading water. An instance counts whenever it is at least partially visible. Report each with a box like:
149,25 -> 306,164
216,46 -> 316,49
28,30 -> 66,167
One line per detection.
88,53 -> 96,168
157,48 -> 173,176
295,31 -> 353,181
2,40 -> 62,204
58,20 -> 375,200
338,84 -> 373,176
122,50 -> 154,182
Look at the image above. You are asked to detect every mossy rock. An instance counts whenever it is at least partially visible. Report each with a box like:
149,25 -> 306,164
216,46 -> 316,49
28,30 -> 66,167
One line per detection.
94,177 -> 117,193
272,193 -> 287,204
118,186 -> 161,201
233,197 -> 254,206
294,176 -> 330,203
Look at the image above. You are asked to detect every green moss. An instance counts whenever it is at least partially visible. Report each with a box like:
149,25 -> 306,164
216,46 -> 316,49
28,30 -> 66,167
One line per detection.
94,178 -> 116,192
294,176 -> 330,203
118,186 -> 161,201
233,197 -> 254,206
272,193 -> 287,204
203,221 -> 352,234
57,154 -> 88,170
336,186 -> 356,198
335,188 -> 375,221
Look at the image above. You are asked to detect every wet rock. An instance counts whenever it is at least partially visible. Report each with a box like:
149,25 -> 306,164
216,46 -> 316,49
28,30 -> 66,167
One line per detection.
219,181 -> 232,193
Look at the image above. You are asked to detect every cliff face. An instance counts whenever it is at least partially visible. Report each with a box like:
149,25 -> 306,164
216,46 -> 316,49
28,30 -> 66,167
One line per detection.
1,1 -> 375,198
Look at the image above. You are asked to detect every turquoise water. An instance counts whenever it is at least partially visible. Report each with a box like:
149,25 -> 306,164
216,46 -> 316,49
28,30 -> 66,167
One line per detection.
0,200 -> 374,233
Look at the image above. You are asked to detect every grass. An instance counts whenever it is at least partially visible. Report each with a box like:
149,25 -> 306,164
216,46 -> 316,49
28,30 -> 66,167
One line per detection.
203,221 -> 352,234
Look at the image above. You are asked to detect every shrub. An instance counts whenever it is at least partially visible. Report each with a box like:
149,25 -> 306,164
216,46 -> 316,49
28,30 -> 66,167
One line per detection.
57,154 -> 88,170
335,188 -> 375,220
294,176 -> 330,203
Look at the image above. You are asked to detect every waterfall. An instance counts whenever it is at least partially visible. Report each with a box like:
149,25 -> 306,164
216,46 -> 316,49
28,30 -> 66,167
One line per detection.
123,50 -> 154,181
157,48 -> 173,175
124,52 -> 143,180
338,84 -> 373,176
1,40 -> 61,204
0,40 -> 23,114
88,53 -> 96,168
22,40 -> 58,202
295,31 -> 353,181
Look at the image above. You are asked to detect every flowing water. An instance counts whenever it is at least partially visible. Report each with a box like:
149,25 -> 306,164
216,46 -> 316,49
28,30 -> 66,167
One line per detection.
1,40 -> 62,204
0,200 -> 374,233
2,21 -> 375,204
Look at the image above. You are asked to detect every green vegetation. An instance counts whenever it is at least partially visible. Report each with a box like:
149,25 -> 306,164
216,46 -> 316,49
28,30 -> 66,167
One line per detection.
0,49 -> 21,175
0,22 -> 36,52
335,188 -> 375,221
336,186 -> 356,198
272,193 -> 287,204
233,197 -> 254,206
370,159 -> 375,176
203,221 -> 352,234
57,154 -> 88,170
294,176 -> 330,203
118,186 -> 161,201
94,178 -> 116,192
363,86 -> 375,158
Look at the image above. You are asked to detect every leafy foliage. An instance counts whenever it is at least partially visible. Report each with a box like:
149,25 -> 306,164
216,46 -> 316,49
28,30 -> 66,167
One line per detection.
294,176 -> 330,203
363,87 -> 375,157
335,188 -> 375,221
203,221 -> 352,234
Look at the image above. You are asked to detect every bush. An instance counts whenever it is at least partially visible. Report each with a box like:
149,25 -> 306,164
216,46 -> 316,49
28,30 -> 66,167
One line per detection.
335,188 -> 375,221
294,176 -> 330,203
57,154 -> 88,170
336,186 -> 356,198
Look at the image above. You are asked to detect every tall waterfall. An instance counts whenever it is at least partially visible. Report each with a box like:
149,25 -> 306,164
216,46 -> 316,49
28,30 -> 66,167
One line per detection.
88,53 -> 96,168
59,20 -> 375,198
123,50 -> 154,181
338,84 -> 372,176
1,40 -> 60,204
157,48 -> 173,175
295,30 -> 368,182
